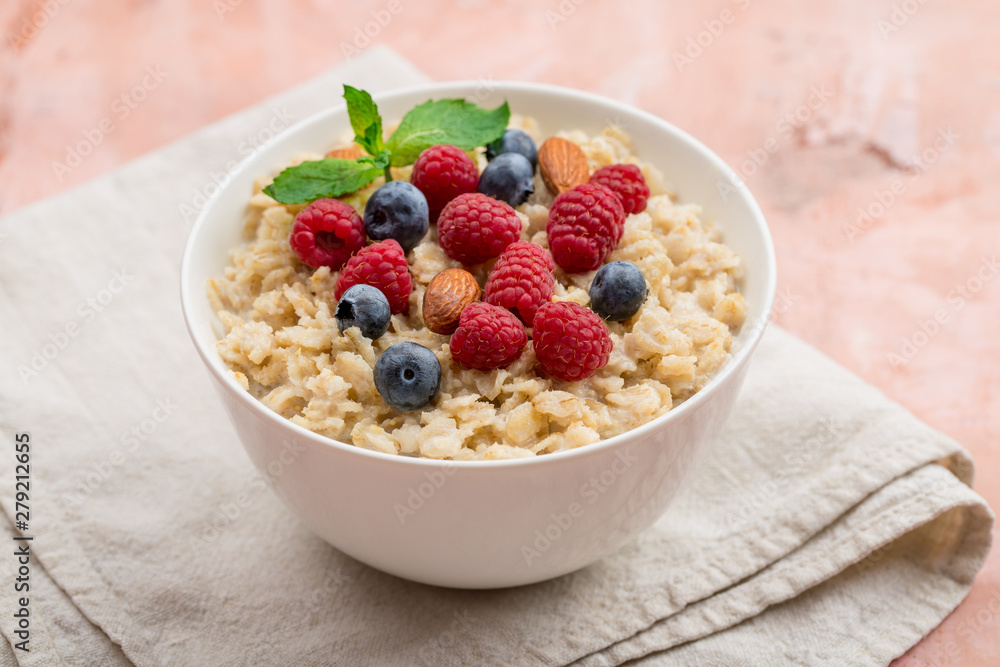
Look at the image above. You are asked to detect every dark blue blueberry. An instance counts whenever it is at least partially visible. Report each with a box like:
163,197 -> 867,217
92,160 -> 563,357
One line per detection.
364,180 -> 429,253
374,342 -> 441,411
486,129 -> 538,171
335,284 -> 391,340
477,153 -> 535,208
589,261 -> 648,321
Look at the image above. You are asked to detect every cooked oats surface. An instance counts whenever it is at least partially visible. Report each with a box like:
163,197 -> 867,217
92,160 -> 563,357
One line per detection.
208,119 -> 746,460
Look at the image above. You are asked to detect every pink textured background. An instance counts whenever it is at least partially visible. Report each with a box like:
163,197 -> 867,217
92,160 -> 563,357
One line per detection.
2,0 -> 996,663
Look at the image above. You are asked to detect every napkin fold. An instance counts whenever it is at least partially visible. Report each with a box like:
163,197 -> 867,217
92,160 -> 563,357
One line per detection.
0,46 -> 992,666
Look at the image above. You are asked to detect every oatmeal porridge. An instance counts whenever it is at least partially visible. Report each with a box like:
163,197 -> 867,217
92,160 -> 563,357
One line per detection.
208,114 -> 745,460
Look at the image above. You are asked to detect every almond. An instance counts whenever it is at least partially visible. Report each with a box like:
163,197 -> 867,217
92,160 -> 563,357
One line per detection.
538,136 -> 589,195
325,144 -> 363,160
423,268 -> 482,335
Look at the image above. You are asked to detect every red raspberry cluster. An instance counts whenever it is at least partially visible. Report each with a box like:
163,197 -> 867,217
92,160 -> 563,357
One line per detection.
410,144 -> 479,223
531,301 -> 613,382
546,183 -> 625,273
288,143 -> 618,384
437,193 -> 523,265
334,239 -> 412,314
289,198 -> 366,270
589,163 -> 649,215
449,302 -> 527,371
484,242 -> 554,327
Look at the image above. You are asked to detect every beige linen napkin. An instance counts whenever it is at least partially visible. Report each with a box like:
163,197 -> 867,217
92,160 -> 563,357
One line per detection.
0,46 -> 992,666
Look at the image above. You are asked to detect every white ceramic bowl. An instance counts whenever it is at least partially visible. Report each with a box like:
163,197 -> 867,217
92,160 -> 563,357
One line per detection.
181,82 -> 776,589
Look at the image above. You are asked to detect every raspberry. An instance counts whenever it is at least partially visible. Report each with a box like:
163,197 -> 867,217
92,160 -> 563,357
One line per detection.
334,239 -> 412,314
289,198 -> 366,270
484,242 -> 554,326
546,184 -> 625,274
410,145 -> 479,223
450,302 -> 527,371
531,301 -> 613,382
589,164 -> 650,215
437,193 -> 523,265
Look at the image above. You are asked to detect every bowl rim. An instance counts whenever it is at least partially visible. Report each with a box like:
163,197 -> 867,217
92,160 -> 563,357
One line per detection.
180,80 -> 777,470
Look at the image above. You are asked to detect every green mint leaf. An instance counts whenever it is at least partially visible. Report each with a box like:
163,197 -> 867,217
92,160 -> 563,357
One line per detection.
356,150 -> 390,170
343,85 -> 383,155
362,124 -> 382,153
385,98 -> 510,166
262,158 -> 380,204
372,150 -> 391,171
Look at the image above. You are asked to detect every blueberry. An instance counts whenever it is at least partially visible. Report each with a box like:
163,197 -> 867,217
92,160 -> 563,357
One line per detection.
364,180 -> 429,253
486,129 -> 538,171
477,153 -> 535,208
589,261 -> 648,321
335,284 -> 391,340
374,342 -> 441,411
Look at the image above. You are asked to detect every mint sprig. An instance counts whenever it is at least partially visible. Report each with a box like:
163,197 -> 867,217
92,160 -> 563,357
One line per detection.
265,158 -> 381,204
385,98 -> 512,166
263,86 -> 509,205
343,85 -> 384,156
